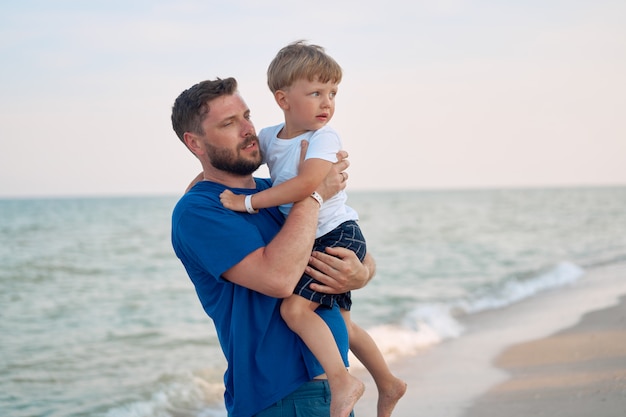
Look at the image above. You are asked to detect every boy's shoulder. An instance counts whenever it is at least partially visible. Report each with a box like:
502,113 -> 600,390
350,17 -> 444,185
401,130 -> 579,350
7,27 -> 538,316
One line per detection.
315,125 -> 339,136
310,125 -> 340,141
259,123 -> 284,138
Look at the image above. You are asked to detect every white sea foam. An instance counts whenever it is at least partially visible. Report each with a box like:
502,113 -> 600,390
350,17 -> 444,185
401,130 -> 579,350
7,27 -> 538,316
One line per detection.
458,261 -> 585,314
102,372 -> 226,417
353,261 -> 585,368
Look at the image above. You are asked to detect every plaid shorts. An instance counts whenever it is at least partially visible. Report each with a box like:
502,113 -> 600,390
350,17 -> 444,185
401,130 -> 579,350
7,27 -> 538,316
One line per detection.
294,220 -> 366,310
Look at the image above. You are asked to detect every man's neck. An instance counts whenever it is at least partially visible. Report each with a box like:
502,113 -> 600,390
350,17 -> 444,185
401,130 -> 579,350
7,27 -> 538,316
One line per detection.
202,169 -> 257,189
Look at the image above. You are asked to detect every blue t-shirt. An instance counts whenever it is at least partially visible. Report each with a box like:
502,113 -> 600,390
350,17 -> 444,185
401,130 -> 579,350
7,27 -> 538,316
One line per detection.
171,178 -> 349,417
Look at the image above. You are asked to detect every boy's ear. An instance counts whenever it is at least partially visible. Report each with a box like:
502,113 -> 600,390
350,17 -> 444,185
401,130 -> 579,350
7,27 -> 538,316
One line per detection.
274,90 -> 289,110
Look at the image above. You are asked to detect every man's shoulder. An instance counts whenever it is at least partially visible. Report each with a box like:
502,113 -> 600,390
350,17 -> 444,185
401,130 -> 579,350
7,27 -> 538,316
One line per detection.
172,182 -> 221,220
176,181 -> 220,202
173,178 -> 272,219
255,177 -> 272,190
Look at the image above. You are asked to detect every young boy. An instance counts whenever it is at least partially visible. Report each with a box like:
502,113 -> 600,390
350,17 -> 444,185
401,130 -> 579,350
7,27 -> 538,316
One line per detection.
220,41 -> 406,417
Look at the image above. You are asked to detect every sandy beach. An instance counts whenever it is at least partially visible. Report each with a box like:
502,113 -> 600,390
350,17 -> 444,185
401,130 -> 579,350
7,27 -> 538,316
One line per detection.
463,295 -> 626,417
353,262 -> 626,417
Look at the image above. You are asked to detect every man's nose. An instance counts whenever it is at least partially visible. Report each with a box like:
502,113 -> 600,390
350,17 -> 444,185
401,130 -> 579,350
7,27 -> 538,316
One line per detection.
243,119 -> 255,136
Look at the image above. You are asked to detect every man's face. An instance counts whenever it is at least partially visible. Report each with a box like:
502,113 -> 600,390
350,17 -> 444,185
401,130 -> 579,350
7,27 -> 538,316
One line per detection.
199,93 -> 262,175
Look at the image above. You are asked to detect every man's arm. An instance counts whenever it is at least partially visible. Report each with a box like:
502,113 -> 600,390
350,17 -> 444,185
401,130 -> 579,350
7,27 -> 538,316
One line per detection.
222,196 -> 321,297
224,210 -> 374,297
221,155 -> 350,298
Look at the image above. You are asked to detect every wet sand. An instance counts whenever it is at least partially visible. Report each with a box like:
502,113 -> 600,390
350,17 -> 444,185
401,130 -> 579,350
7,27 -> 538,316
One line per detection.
463,296 -> 626,417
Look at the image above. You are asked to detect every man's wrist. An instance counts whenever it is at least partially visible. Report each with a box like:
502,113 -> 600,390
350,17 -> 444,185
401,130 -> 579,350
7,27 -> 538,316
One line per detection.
294,193 -> 322,210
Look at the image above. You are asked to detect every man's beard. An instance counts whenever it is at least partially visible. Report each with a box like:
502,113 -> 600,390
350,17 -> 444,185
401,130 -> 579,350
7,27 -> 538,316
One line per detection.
206,136 -> 262,176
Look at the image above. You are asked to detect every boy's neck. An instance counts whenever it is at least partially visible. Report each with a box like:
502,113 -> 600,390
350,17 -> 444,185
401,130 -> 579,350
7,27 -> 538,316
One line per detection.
277,122 -> 310,139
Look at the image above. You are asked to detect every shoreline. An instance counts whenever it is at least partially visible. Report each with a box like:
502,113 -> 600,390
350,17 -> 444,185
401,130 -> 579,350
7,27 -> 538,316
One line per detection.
463,295 -> 626,417
353,262 -> 626,417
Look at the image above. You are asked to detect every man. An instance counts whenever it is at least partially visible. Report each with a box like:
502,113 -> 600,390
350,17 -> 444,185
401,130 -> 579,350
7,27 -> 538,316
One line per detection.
170,77 -> 374,417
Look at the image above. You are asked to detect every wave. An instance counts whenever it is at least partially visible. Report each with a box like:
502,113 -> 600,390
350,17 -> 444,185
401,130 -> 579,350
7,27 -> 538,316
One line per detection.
100,370 -> 226,417
350,261 -> 584,368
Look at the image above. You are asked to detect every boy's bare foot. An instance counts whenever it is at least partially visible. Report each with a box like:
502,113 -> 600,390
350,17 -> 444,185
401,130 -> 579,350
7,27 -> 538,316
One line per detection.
377,377 -> 407,417
330,374 -> 365,417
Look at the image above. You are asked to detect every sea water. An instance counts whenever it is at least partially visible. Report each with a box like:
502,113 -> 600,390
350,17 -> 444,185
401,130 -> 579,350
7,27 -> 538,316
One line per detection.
1,187 -> 625,417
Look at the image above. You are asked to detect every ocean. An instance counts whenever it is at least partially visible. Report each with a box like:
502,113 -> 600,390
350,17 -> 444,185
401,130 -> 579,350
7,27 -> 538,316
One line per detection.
2,187 -> 625,417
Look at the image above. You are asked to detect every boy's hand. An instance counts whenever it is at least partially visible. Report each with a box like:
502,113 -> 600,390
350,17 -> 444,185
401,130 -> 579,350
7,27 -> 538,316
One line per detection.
220,190 -> 247,212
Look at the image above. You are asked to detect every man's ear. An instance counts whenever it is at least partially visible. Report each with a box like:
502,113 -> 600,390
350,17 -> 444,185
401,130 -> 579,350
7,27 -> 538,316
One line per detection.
183,132 -> 205,156
274,90 -> 289,110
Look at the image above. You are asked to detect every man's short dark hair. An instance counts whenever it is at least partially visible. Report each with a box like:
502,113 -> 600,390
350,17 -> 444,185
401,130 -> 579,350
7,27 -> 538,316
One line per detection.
171,77 -> 238,143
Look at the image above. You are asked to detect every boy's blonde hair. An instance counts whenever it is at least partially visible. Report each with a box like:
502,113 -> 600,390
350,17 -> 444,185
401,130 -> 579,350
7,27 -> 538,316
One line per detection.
267,40 -> 342,93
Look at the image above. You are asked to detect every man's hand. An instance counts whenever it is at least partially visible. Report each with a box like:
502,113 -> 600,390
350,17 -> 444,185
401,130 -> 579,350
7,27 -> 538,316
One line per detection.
316,150 -> 350,202
306,248 -> 375,294
297,140 -> 349,202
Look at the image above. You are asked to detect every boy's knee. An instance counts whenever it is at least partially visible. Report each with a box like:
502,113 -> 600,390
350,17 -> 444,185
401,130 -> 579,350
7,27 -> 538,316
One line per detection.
280,297 -> 299,322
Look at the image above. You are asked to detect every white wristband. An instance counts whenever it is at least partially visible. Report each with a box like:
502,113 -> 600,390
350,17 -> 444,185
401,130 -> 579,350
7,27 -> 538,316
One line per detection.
310,191 -> 323,207
244,194 -> 258,214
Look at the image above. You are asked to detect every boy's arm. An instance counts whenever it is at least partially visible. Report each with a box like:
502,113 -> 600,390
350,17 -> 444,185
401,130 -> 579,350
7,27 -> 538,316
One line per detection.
220,157 -> 333,212
254,157 -> 332,208
221,156 -> 351,297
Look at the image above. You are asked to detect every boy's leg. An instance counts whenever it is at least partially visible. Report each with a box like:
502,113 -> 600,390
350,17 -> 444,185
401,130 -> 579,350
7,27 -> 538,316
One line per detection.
341,309 -> 407,417
281,295 -> 364,417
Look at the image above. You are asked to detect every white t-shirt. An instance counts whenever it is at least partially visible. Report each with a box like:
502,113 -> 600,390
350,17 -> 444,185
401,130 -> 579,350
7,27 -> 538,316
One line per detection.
259,123 -> 359,238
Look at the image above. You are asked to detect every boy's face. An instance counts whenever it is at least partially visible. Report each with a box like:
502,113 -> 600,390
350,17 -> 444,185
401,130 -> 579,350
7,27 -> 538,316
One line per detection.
280,77 -> 339,134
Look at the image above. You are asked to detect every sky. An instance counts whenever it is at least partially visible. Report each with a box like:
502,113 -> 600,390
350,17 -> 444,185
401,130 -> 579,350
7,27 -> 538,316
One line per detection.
1,0 -> 625,198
